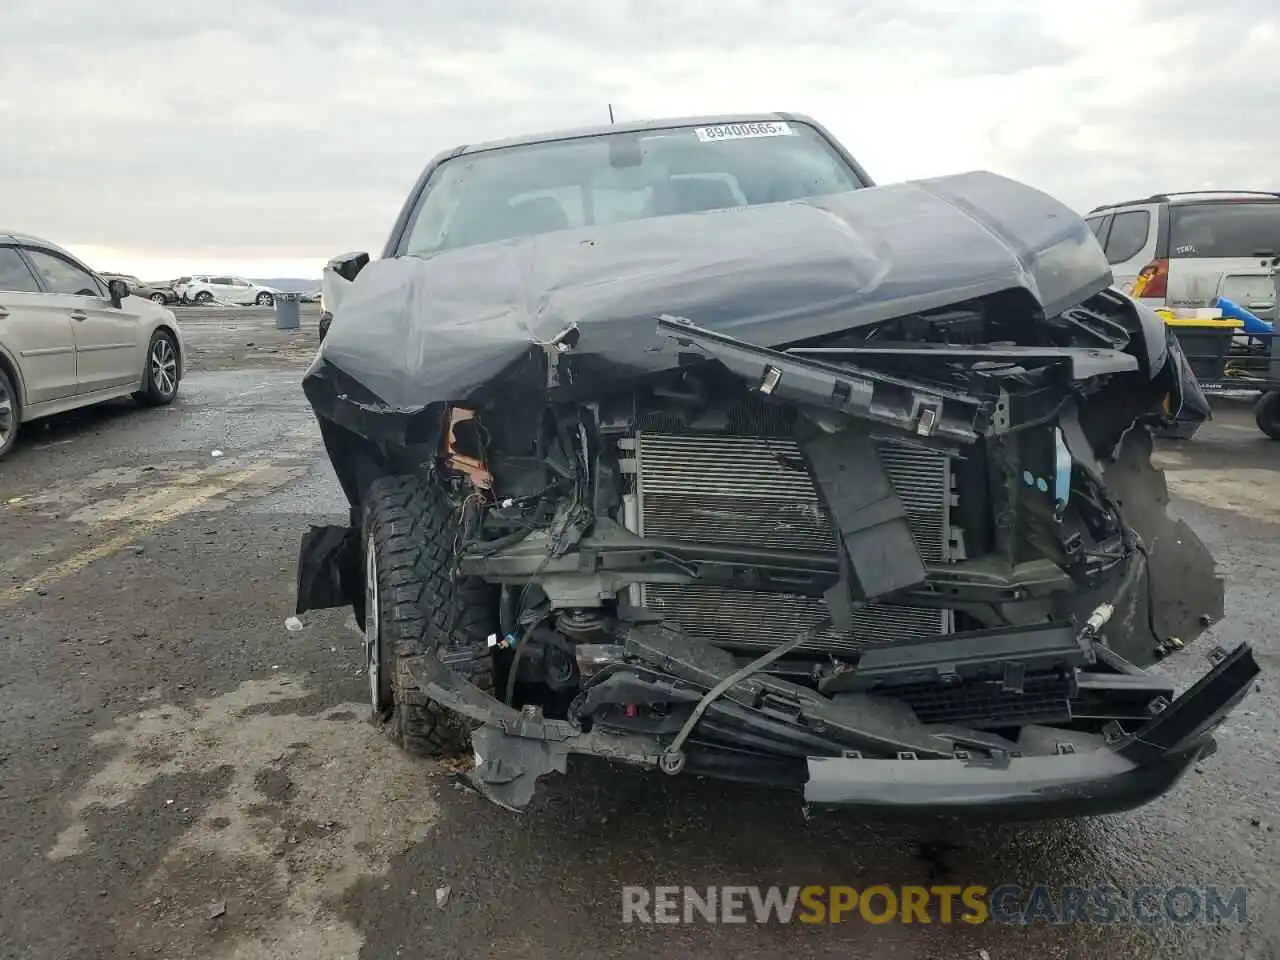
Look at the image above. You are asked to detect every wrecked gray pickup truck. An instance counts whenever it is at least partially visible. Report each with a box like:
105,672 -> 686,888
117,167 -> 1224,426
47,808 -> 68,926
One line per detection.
297,113 -> 1258,816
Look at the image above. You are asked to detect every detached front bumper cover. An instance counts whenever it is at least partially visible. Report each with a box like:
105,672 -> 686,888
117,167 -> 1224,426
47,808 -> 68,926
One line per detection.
407,637 -> 1257,816
805,643 -> 1258,819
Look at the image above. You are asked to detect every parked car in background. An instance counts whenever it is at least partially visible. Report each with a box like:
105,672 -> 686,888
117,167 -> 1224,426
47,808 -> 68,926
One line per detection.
177,275 -> 280,306
100,273 -> 178,305
153,279 -> 182,303
0,231 -> 185,460
1085,191 -> 1280,320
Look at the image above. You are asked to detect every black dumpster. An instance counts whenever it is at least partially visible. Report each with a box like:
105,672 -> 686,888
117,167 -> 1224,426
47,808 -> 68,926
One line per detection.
1164,317 -> 1242,383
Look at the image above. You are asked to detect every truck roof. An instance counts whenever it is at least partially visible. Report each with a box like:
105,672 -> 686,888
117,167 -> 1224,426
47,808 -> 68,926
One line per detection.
447,112 -> 820,157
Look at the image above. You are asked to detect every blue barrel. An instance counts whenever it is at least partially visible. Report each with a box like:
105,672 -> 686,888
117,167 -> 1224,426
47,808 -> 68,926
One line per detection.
1215,296 -> 1272,336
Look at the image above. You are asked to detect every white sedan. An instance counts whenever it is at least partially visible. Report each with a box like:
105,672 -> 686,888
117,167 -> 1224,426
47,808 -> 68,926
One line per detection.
177,275 -> 280,306
0,231 -> 185,460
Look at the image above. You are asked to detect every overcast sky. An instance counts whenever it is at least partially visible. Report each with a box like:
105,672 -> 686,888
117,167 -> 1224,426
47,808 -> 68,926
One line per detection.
1,0 -> 1275,279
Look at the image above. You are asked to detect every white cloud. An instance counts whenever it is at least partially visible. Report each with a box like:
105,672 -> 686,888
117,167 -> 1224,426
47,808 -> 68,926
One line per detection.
1,0 -> 1276,278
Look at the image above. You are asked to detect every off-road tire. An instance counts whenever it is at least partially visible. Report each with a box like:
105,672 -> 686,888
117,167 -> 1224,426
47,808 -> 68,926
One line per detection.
363,475 -> 495,758
1254,390 -> 1280,440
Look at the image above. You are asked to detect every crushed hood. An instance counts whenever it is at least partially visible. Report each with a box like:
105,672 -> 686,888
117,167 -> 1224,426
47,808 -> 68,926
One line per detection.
308,170 -> 1114,412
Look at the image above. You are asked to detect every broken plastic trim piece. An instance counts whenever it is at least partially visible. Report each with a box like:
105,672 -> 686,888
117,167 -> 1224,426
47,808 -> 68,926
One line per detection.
818,621 -> 1091,695
656,314 -> 988,442
402,651 -> 663,810
1114,642 -> 1259,764
799,422 -> 926,603
787,344 -> 1139,381
803,643 -> 1259,819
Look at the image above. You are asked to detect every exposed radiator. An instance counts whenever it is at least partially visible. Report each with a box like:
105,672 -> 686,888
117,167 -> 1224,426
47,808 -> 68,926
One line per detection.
629,430 -> 956,656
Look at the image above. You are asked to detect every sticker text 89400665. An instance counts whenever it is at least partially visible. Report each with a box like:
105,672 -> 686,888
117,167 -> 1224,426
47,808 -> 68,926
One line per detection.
694,121 -> 797,142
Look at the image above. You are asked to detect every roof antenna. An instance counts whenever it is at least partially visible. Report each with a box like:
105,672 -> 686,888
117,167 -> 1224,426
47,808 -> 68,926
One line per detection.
608,103 -> 615,124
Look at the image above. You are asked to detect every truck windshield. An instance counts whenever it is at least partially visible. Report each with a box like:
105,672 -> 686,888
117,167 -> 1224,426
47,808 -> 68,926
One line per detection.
401,120 -> 865,257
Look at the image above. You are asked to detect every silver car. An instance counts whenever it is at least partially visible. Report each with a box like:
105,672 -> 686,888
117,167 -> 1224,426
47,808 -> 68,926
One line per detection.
100,272 -> 179,305
0,232 -> 185,460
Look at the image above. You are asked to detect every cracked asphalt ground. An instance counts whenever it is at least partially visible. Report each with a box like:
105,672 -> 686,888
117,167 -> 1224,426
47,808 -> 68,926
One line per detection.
1,305 -> 1277,959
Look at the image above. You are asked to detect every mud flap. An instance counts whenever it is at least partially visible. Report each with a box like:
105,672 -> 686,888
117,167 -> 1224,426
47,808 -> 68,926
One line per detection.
295,524 -> 361,618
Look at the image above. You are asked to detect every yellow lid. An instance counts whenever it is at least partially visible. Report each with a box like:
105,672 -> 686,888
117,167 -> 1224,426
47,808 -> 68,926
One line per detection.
1164,317 -> 1244,329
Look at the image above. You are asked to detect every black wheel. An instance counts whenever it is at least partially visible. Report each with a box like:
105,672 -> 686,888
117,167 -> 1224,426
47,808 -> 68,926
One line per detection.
255,292 -> 274,307
0,364 -> 19,461
193,290 -> 213,304
362,475 -> 496,757
149,292 -> 167,304
1255,390 -> 1280,439
134,330 -> 180,406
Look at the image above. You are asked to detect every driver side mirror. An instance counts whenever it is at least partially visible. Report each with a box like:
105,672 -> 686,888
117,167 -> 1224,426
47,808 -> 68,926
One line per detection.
107,277 -> 129,308
326,251 -> 370,283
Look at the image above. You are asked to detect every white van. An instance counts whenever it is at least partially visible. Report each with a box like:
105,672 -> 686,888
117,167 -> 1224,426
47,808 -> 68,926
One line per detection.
1084,191 -> 1280,321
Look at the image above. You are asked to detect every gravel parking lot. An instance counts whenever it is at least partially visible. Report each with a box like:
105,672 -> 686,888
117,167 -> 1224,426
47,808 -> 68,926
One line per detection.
0,306 -> 1277,959
174,304 -> 324,372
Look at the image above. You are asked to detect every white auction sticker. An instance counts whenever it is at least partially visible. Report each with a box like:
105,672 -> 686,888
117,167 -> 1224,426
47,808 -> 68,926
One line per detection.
694,121 -> 796,142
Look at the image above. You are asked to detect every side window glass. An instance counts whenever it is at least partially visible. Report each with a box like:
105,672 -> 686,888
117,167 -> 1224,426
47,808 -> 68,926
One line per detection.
1102,211 -> 1151,264
24,249 -> 104,297
0,248 -> 41,293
